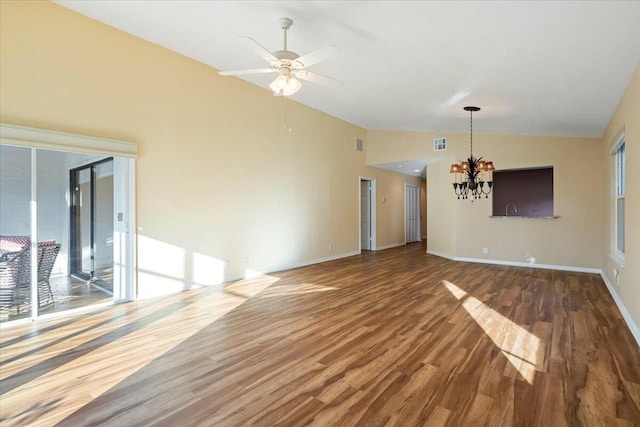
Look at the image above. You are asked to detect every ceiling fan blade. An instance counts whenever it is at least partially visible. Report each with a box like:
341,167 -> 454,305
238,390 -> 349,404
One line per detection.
219,68 -> 276,76
293,45 -> 340,68
239,36 -> 278,63
295,70 -> 342,87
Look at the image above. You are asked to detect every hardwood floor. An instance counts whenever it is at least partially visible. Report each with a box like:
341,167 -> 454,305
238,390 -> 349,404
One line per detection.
1,242 -> 639,426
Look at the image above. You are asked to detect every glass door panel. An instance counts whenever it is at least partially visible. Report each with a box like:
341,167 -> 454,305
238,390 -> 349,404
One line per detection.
79,168 -> 93,278
94,161 -> 114,292
0,145 -> 32,322
70,158 -> 113,295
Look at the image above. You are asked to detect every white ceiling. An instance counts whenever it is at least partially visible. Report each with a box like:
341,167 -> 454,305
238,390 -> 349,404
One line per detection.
55,1 -> 639,140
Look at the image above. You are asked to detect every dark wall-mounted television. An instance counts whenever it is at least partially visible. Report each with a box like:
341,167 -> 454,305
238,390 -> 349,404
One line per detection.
492,167 -> 554,217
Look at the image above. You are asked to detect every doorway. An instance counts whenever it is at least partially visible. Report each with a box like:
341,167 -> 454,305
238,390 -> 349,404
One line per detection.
70,157 -> 114,293
359,178 -> 376,251
405,184 -> 421,243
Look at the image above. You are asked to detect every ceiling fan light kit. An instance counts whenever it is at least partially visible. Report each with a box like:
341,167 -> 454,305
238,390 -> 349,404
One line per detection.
219,17 -> 341,97
269,74 -> 302,96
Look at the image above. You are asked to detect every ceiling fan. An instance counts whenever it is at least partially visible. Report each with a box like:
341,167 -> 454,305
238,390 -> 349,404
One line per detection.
219,17 -> 341,97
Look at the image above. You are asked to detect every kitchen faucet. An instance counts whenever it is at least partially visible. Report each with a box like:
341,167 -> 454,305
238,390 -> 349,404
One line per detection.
505,203 -> 518,216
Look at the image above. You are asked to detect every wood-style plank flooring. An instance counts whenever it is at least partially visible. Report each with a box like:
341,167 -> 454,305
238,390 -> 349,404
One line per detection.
1,242 -> 639,426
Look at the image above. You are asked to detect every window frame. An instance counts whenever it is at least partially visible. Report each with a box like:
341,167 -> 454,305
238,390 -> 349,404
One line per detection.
612,135 -> 626,265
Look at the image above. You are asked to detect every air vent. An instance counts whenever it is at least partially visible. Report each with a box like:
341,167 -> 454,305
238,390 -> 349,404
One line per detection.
355,138 -> 363,152
434,137 -> 447,151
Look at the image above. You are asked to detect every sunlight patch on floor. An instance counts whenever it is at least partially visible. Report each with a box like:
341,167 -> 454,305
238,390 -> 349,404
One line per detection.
443,280 -> 540,384
260,283 -> 338,298
0,285 -> 257,425
225,273 -> 280,298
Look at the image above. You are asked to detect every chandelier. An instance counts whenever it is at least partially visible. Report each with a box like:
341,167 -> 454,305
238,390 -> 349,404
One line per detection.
450,106 -> 495,199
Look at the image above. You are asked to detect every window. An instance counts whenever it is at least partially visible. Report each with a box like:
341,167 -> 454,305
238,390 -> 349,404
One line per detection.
614,139 -> 625,256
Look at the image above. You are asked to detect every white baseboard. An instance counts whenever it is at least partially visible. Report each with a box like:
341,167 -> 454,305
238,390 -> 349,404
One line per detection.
426,250 -> 600,273
224,250 -> 361,282
376,242 -> 405,251
426,250 -> 456,260
426,250 -> 640,347
600,272 -> 640,347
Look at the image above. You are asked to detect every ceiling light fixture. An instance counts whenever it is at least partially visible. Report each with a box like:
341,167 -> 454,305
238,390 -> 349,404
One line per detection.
450,106 -> 495,199
269,73 -> 302,96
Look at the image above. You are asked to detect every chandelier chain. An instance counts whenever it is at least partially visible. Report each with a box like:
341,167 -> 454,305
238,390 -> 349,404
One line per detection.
470,109 -> 473,157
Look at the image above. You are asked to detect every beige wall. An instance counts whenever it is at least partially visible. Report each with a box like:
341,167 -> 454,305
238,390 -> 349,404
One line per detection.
601,64 -> 640,331
0,1 -> 417,296
370,127 -> 604,269
427,157 -> 457,256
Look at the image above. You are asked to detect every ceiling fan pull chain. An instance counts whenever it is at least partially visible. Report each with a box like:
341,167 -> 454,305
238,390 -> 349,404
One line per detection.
283,97 -> 292,132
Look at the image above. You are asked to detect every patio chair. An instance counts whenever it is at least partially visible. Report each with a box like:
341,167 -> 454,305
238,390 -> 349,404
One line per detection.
0,242 -> 60,315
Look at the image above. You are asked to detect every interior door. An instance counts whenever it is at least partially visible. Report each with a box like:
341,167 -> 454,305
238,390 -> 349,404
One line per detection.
70,158 -> 114,290
360,180 -> 371,250
406,184 -> 421,243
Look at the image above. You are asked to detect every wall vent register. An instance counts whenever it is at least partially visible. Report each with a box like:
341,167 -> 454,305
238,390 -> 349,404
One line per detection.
433,137 -> 447,152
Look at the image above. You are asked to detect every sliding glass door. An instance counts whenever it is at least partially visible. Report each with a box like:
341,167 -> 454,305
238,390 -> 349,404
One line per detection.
1,123 -> 136,324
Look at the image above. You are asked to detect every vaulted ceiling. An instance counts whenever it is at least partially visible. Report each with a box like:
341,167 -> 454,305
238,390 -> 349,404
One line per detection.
55,1 -> 640,139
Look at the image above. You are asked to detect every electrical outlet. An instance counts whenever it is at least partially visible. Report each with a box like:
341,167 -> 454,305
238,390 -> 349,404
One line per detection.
328,243 -> 333,252
244,258 -> 249,265
482,247 -> 489,255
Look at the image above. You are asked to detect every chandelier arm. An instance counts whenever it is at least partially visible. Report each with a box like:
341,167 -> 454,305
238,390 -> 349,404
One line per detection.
479,181 -> 493,195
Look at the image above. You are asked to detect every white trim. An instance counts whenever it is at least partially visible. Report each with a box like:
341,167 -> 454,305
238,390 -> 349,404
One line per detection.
426,250 -> 457,260
113,158 -> 137,302
0,123 -> 137,158
426,250 -> 601,273
403,183 -> 407,245
600,272 -> 640,347
126,160 -> 137,301
609,252 -> 626,269
609,126 -> 626,153
376,242 -> 405,251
